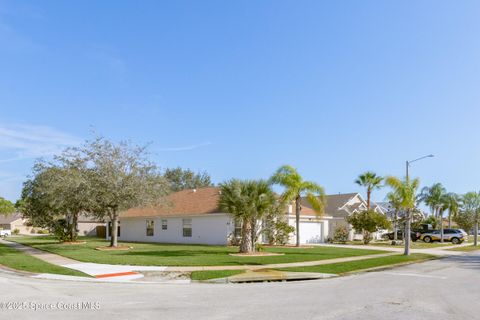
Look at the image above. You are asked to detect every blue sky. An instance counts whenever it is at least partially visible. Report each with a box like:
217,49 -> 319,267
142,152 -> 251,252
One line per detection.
1,0 -> 480,203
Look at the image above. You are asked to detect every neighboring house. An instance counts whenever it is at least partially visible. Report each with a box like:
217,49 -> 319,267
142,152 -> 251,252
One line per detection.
110,187 -> 234,245
108,187 -> 387,246
0,213 -> 34,234
293,193 -> 386,244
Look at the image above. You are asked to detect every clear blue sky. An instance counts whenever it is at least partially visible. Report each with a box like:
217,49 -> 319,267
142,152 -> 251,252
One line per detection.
1,0 -> 480,203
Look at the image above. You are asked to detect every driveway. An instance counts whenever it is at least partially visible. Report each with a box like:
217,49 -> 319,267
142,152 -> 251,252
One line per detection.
1,251 -> 479,320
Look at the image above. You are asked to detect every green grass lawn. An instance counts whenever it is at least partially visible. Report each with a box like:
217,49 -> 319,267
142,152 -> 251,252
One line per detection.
190,270 -> 245,280
341,239 -> 466,249
447,245 -> 480,252
9,236 -> 386,267
0,243 -> 90,277
276,253 -> 434,274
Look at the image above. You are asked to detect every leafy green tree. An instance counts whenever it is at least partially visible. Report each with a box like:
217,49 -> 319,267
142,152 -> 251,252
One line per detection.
355,171 -> 383,209
270,165 -> 325,247
385,176 -> 421,255
218,179 -> 277,253
346,210 -> 391,244
0,197 -> 15,216
461,191 -> 480,246
453,210 -> 475,235
20,155 -> 92,242
83,137 -> 170,247
164,167 -> 213,192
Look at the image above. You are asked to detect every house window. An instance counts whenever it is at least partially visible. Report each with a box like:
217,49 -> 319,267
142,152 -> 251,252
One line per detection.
182,219 -> 192,237
146,220 -> 154,236
161,219 -> 168,230
234,220 -> 242,239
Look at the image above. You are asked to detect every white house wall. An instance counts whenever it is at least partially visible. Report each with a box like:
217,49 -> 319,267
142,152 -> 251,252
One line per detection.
116,214 -> 234,245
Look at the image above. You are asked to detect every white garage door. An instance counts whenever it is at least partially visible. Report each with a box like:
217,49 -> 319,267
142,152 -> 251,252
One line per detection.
299,222 -> 323,244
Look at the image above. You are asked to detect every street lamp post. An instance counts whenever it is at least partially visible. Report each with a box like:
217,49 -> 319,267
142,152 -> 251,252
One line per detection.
403,154 -> 434,255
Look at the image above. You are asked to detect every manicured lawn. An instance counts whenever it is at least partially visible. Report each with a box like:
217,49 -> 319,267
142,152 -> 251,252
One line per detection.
9,236 -> 386,267
190,270 -> 245,280
276,253 -> 434,274
447,245 -> 480,252
0,243 -> 89,277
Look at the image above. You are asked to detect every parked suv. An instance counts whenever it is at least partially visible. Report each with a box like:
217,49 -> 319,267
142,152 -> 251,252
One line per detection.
420,229 -> 467,244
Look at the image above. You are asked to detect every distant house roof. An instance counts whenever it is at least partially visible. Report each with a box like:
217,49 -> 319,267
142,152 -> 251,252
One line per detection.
77,214 -> 105,223
299,193 -> 385,217
120,187 -> 222,218
0,212 -> 23,224
299,193 -> 358,216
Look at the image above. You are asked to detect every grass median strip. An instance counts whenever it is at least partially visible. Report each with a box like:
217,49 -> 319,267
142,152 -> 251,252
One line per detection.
190,270 -> 246,280
276,253 -> 434,274
0,243 -> 90,277
9,236 -> 387,267
447,245 -> 480,252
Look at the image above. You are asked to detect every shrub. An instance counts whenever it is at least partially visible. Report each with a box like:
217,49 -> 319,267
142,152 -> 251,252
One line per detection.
12,228 -> 20,235
36,229 -> 49,234
255,243 -> 265,252
265,221 -> 295,245
50,219 -> 71,241
333,225 -> 349,243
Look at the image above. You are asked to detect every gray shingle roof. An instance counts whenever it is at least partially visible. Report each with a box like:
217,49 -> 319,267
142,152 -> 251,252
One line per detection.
300,193 -> 359,217
0,212 -> 23,224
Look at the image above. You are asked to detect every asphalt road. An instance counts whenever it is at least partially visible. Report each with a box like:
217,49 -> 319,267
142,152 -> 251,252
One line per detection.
1,252 -> 479,320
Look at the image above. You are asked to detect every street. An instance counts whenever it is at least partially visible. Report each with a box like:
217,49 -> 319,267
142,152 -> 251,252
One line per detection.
1,252 -> 479,320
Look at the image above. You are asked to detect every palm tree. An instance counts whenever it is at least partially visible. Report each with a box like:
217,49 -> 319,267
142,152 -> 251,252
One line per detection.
386,191 -> 402,241
218,179 -> 276,253
443,193 -> 460,229
419,183 -> 447,219
419,183 -> 448,242
355,171 -> 383,209
270,165 -> 325,247
385,175 -> 420,255
461,192 -> 480,246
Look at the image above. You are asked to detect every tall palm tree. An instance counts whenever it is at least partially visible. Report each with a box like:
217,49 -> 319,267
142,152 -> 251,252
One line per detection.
443,193 -> 460,229
461,191 -> 480,246
355,171 -> 383,209
218,179 -> 276,253
385,175 -> 420,255
270,165 -> 325,247
386,191 -> 402,241
419,183 -> 448,242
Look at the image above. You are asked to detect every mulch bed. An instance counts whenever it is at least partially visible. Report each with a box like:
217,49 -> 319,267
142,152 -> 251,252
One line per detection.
60,241 -> 87,245
263,245 -> 314,249
95,246 -> 133,251
229,252 -> 285,257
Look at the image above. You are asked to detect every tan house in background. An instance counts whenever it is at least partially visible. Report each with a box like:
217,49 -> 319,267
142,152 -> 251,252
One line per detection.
0,213 -> 34,234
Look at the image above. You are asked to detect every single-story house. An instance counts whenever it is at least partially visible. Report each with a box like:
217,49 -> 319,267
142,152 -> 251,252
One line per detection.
108,187 -> 387,245
0,213 -> 34,234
